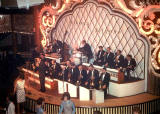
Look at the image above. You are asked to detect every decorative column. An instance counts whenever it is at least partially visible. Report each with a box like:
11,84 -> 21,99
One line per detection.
34,6 -> 41,52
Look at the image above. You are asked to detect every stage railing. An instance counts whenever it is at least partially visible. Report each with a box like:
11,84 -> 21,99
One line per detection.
25,97 -> 160,114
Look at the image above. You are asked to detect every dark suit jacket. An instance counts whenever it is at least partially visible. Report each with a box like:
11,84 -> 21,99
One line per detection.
124,58 -> 136,70
52,40 -> 63,53
99,72 -> 110,87
75,69 -> 87,85
39,59 -> 48,77
86,69 -> 99,80
85,69 -> 99,88
97,50 -> 105,61
114,54 -> 124,68
78,43 -> 93,60
50,62 -> 62,78
104,52 -> 114,68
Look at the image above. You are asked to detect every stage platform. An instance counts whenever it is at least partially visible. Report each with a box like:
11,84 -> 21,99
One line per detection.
25,84 -> 160,114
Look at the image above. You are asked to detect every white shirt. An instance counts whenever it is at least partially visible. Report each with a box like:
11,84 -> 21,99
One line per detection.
6,102 -> 15,114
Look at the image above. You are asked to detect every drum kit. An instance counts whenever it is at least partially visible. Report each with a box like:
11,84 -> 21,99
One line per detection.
71,50 -> 88,65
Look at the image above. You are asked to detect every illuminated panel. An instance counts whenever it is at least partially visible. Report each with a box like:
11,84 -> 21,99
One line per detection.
28,77 -> 51,89
22,68 -> 53,82
158,50 -> 160,65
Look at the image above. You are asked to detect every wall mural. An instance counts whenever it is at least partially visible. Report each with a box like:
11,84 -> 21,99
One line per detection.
39,0 -> 160,75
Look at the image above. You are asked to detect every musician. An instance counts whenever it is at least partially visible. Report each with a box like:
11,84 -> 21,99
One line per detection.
124,54 -> 136,79
52,39 -> 63,54
104,47 -> 114,68
69,64 -> 79,84
75,64 -> 87,86
78,40 -> 93,63
94,46 -> 105,66
64,61 -> 72,82
46,45 -> 52,54
114,50 -> 124,69
32,58 -> 40,72
50,59 -> 62,79
99,68 -> 110,99
38,53 -> 48,92
85,64 -> 99,89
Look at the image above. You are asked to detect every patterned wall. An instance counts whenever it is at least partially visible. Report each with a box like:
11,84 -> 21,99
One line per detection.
51,0 -> 149,79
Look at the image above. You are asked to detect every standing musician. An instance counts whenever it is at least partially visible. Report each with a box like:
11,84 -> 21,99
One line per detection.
94,46 -> 105,66
64,61 -> 73,82
50,59 -> 62,79
99,68 -> 110,99
38,53 -> 49,92
104,47 -> 114,68
124,54 -> 136,79
85,64 -> 99,89
77,40 -> 93,63
69,63 -> 79,84
114,50 -> 124,69
75,64 -> 87,86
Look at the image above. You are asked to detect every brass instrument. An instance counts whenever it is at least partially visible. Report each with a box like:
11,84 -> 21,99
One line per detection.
90,74 -> 95,89
76,75 -> 81,86
68,71 -> 72,82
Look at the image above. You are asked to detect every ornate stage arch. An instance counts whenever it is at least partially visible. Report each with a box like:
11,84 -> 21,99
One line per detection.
50,0 -> 149,82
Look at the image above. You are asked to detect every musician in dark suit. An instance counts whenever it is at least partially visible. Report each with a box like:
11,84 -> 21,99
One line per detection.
52,39 -> 63,54
85,64 -> 99,89
104,47 -> 114,68
50,59 -> 62,79
39,53 -> 48,92
78,40 -> 93,63
94,46 -> 105,66
63,61 -> 73,82
75,64 -> 87,86
99,68 -> 110,99
114,50 -> 124,69
124,54 -> 136,79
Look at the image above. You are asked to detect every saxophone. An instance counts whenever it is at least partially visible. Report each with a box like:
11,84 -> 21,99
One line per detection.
90,75 -> 95,89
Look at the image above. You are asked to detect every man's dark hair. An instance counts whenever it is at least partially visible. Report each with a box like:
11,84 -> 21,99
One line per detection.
127,54 -> 132,58
99,46 -> 103,49
37,97 -> 45,105
61,92 -> 70,100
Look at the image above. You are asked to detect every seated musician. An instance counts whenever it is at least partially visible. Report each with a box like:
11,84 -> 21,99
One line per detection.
103,47 -> 114,68
52,39 -> 63,54
99,68 -> 110,99
46,45 -> 52,54
94,46 -> 105,66
77,40 -> 93,63
124,54 -> 136,79
114,50 -> 124,69
85,64 -> 99,89
75,64 -> 87,86
50,59 -> 62,79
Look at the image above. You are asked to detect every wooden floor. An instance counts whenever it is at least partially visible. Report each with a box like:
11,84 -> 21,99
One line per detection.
26,83 -> 160,107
